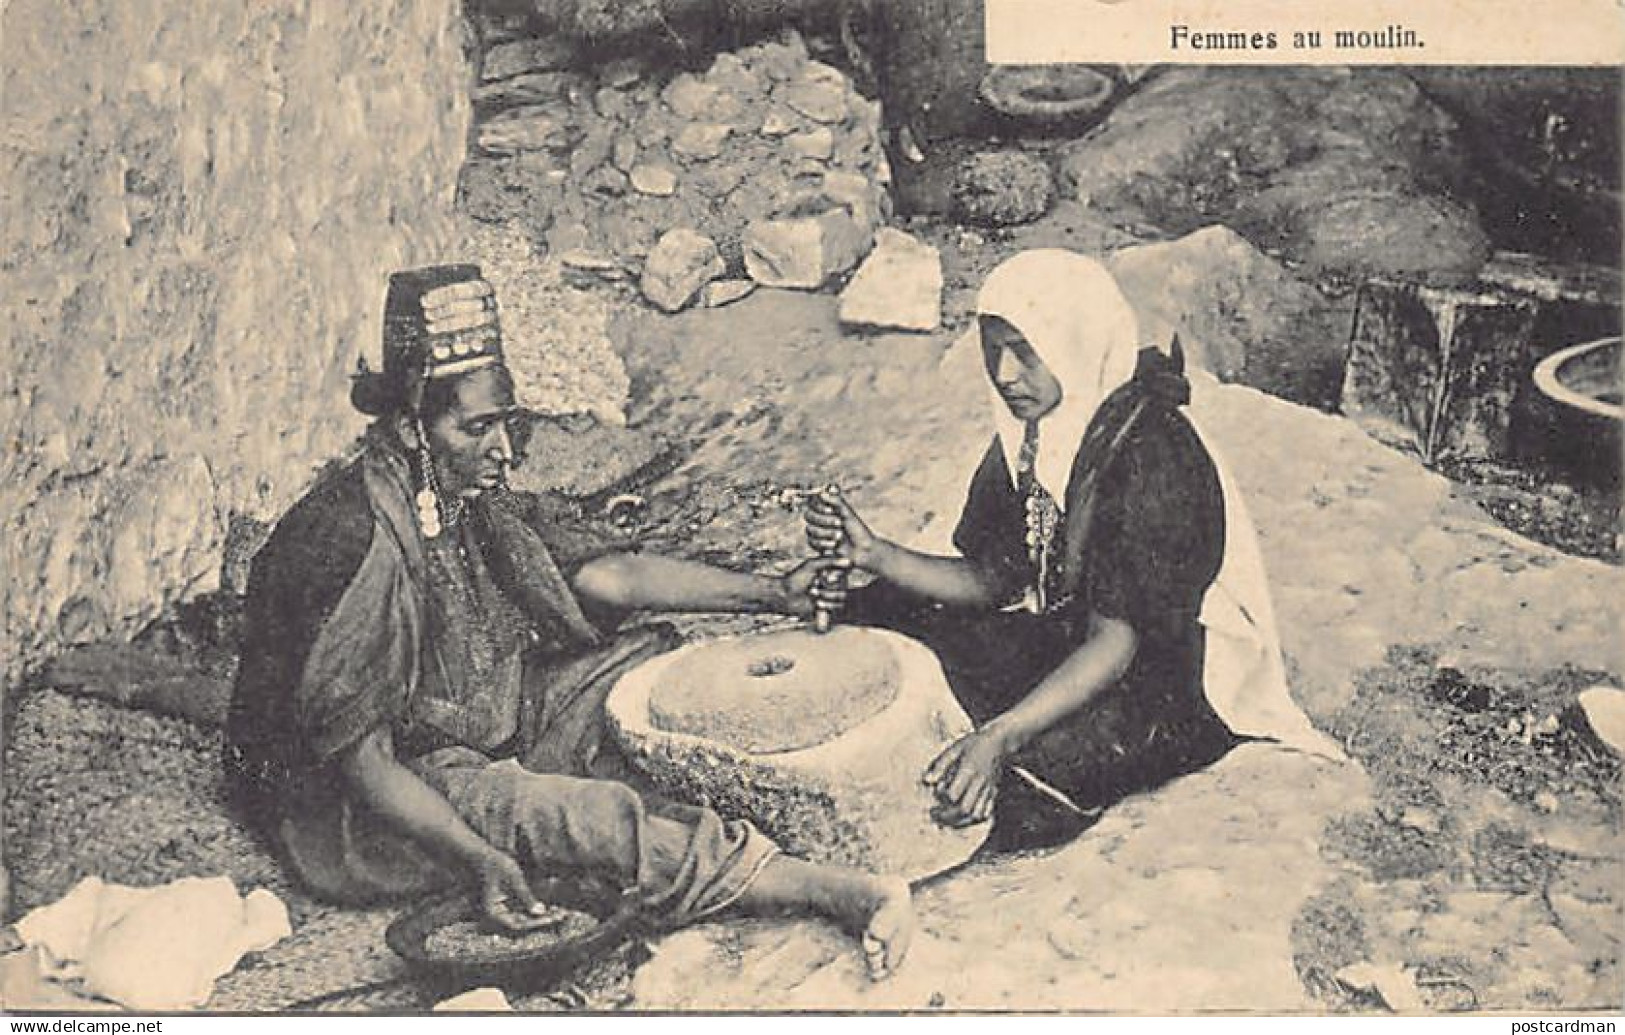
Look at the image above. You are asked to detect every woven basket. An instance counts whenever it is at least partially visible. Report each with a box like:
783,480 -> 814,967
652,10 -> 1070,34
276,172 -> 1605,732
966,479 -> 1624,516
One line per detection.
386,882 -> 646,1001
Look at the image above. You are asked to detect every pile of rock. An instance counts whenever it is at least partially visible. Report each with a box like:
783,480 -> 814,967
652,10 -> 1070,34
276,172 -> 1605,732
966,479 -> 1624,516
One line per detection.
460,31 -> 900,315
950,150 -> 1056,228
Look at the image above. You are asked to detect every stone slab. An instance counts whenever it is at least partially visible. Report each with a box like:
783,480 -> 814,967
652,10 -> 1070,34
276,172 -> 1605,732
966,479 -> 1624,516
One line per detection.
743,211 -> 872,290
838,229 -> 942,332
1341,279 -> 1541,462
640,229 -> 724,314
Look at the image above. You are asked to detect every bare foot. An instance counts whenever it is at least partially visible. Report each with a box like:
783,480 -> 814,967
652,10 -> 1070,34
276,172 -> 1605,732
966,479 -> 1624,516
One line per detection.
735,857 -> 916,980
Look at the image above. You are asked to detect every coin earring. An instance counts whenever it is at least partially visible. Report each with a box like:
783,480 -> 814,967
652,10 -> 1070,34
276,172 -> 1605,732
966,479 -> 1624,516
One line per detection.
413,418 -> 443,539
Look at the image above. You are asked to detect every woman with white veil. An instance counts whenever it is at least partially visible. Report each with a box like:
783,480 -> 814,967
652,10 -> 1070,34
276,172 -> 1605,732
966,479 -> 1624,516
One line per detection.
808,249 -> 1340,849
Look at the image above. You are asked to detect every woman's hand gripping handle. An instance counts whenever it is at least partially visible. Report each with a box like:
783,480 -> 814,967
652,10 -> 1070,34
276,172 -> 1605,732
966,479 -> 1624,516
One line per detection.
809,485 -> 849,633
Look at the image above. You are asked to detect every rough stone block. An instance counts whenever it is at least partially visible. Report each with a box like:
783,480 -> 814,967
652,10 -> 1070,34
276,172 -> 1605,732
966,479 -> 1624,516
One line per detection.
743,211 -> 872,290
1577,687 -> 1625,754
785,127 -> 834,162
1106,225 -> 1353,406
483,37 -> 575,82
705,51 -> 755,88
819,169 -> 882,226
477,106 -> 576,156
753,33 -> 810,82
611,134 -> 639,173
595,86 -> 631,120
1341,279 -> 1541,462
567,124 -> 616,178
703,279 -> 757,308
778,79 -> 848,124
705,58 -> 767,111
835,130 -> 881,171
671,123 -> 732,162
640,229 -> 725,313
839,229 -> 943,332
662,74 -> 721,119
629,164 -> 678,197
607,628 -> 989,879
556,249 -> 618,273
472,71 -> 577,109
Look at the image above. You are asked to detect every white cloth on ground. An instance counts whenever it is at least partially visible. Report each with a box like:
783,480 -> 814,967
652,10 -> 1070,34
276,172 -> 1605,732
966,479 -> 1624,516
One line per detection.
15,875 -> 291,1010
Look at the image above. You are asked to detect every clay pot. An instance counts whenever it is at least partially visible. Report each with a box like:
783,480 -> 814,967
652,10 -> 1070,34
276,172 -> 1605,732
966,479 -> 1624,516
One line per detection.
978,65 -> 1118,132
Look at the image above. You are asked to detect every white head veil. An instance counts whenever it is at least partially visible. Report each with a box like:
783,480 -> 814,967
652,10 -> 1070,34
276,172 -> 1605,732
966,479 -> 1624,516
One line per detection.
976,250 -> 1140,502
970,249 -> 1345,762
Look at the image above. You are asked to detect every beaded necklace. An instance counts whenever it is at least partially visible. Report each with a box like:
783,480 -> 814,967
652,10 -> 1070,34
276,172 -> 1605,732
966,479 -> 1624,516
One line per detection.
1016,420 -> 1063,613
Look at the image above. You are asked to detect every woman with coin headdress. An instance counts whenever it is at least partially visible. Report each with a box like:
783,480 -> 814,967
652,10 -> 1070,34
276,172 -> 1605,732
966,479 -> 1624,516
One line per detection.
226,265 -> 911,977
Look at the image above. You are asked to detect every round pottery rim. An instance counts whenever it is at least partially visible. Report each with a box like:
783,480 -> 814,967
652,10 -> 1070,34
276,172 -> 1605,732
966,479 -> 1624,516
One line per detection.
1533,335 -> 1623,422
386,888 -> 645,992
978,65 -> 1116,121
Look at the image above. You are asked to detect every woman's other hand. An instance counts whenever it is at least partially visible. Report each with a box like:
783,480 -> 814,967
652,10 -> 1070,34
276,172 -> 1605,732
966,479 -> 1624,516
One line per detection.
781,554 -> 854,618
805,488 -> 882,569
922,728 -> 1011,828
471,847 -> 556,932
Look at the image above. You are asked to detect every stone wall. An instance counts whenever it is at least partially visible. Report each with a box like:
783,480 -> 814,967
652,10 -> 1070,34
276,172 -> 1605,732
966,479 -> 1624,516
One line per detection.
0,0 -> 474,684
459,31 -> 891,308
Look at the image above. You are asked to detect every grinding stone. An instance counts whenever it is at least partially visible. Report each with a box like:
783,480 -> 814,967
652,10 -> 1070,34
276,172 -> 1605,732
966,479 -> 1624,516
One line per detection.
607,627 -> 990,880
649,627 -> 898,754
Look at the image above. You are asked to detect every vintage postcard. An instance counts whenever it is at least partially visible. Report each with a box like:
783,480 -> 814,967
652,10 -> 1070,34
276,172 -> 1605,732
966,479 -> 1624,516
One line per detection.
0,0 -> 1619,1020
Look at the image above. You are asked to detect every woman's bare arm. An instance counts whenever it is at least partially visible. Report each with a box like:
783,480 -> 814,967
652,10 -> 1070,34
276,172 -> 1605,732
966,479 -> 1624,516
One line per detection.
926,611 -> 1137,827
983,611 -> 1138,752
864,540 -> 1006,608
338,728 -> 546,928
571,552 -> 851,616
572,553 -> 789,613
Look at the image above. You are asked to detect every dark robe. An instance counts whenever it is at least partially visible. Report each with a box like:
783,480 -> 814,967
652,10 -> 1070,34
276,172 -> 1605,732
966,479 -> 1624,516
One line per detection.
846,349 -> 1240,848
224,429 -> 775,917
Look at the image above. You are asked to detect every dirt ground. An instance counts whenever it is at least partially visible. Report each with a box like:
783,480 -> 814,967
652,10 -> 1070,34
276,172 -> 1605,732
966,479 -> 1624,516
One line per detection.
1303,650 -> 1620,1011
